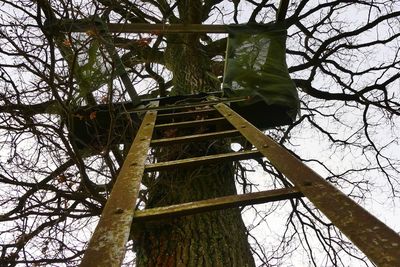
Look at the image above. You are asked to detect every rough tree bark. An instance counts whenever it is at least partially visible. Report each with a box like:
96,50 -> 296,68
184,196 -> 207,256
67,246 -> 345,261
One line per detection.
135,1 -> 255,266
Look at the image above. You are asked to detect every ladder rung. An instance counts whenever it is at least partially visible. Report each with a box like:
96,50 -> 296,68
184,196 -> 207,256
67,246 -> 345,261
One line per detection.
154,117 -> 227,129
157,97 -> 245,113
151,129 -> 240,146
145,150 -> 262,172
133,187 -> 303,221
157,108 -> 217,120
127,97 -> 247,113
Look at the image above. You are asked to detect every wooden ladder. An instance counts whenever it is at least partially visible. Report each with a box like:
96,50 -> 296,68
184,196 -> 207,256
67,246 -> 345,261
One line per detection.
80,97 -> 400,267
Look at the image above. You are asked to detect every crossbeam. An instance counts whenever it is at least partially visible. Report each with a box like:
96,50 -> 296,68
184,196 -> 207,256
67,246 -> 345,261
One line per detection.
48,20 -> 229,33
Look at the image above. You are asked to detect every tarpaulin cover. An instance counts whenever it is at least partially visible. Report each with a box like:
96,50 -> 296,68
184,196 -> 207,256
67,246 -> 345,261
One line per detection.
223,23 -> 299,123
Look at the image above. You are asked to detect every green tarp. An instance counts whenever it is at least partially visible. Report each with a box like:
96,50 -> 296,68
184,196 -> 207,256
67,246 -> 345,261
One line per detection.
223,23 -> 299,122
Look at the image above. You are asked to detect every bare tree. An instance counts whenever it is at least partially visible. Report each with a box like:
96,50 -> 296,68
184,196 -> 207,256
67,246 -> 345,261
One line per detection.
0,0 -> 399,266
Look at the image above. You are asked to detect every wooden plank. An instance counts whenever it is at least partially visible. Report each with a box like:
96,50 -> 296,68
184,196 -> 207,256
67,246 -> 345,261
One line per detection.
214,102 -> 400,267
133,187 -> 303,221
145,150 -> 262,172
151,129 -> 240,146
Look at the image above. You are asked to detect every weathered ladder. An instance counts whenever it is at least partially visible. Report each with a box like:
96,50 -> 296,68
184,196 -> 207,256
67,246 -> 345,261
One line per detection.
80,97 -> 400,267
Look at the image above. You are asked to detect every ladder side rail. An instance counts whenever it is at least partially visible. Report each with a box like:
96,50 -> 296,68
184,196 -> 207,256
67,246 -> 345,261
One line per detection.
213,102 -> 400,267
80,102 -> 158,267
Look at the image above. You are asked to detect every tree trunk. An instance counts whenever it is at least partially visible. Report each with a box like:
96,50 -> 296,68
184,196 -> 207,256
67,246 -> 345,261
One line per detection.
136,141 -> 255,266
135,3 -> 256,265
